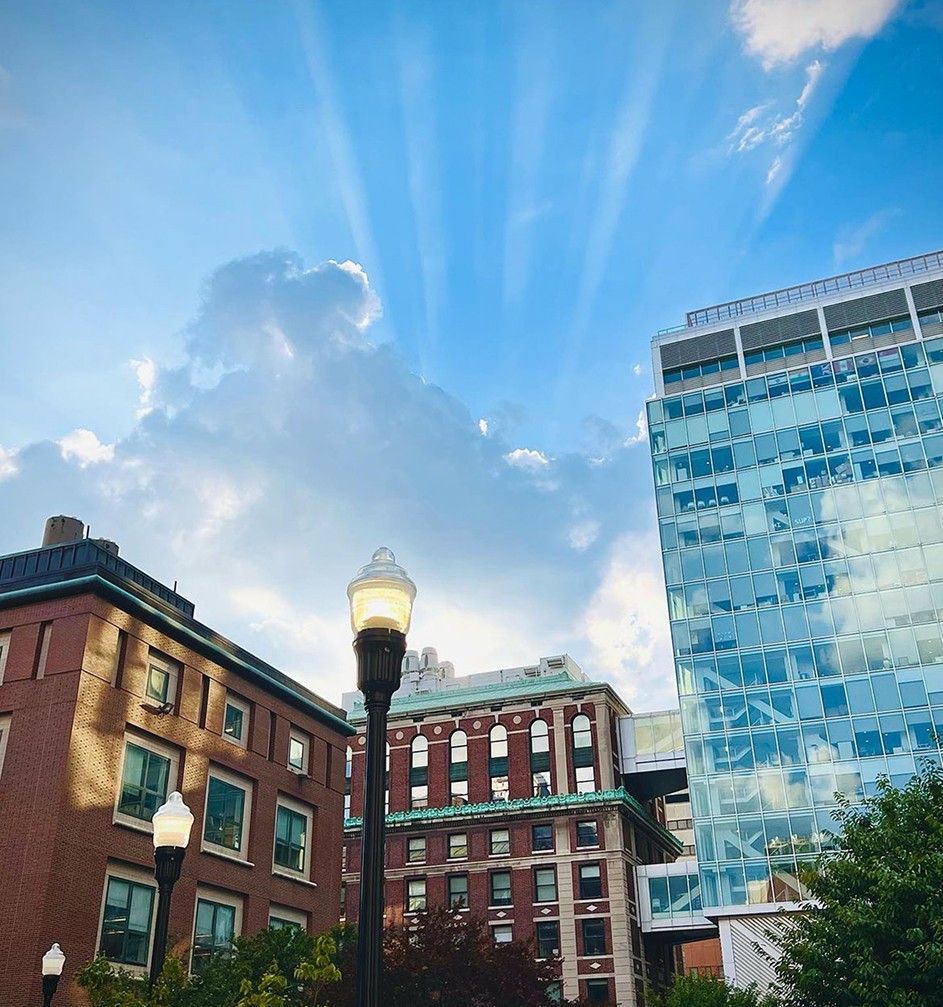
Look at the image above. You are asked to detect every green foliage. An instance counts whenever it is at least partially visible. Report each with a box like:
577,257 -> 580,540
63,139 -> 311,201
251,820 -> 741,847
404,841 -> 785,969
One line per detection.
773,760 -> 943,1007
77,954 -> 190,1007
647,973 -> 778,1007
236,966 -> 289,1007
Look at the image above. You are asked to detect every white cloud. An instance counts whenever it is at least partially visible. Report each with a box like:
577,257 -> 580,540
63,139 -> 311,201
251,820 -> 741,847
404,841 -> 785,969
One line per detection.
632,363 -> 644,377
58,429 -> 115,467
0,445 -> 17,481
505,447 -> 552,471
568,520 -> 601,551
624,409 -> 648,446
833,208 -> 898,265
478,418 -> 488,436
730,0 -> 903,68
130,356 -> 156,417
766,154 -> 784,185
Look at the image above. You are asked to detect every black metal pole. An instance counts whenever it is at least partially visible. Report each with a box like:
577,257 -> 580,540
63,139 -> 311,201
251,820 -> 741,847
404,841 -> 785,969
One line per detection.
150,846 -> 185,988
42,975 -> 59,1007
354,628 -> 406,1007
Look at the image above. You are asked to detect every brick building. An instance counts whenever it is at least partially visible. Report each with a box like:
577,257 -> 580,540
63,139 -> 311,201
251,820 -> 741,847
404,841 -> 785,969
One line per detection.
341,649 -> 684,1006
0,517 -> 353,1007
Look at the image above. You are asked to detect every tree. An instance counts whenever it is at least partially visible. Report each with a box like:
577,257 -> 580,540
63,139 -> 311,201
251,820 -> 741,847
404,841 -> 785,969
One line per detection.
647,973 -> 778,1007
772,760 -> 943,1007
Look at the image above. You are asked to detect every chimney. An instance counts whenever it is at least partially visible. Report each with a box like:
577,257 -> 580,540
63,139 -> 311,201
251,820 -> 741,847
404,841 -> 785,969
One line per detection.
42,515 -> 85,548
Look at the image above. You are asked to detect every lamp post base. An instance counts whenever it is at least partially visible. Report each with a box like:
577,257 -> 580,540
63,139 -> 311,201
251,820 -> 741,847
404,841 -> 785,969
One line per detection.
150,846 -> 186,988
42,975 -> 60,1007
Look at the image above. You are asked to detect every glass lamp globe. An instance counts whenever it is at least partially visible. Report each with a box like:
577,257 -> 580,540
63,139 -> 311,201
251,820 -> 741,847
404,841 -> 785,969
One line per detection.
42,943 -> 65,977
152,791 -> 194,849
347,547 -> 417,635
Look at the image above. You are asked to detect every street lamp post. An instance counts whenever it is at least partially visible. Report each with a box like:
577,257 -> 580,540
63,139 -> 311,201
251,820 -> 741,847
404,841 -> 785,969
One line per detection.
347,548 -> 416,1007
149,791 -> 194,987
41,943 -> 65,1007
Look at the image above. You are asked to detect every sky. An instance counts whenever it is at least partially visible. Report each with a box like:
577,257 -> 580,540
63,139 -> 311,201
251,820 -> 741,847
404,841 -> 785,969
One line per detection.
1,0 -> 942,713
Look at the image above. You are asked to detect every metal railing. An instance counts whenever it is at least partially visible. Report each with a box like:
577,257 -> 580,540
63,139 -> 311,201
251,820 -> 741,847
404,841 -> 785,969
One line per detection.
685,250 -> 943,329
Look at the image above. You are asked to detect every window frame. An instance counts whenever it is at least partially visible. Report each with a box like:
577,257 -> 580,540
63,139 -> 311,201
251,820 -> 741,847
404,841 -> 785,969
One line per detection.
0,714 -> 11,780
581,917 -> 607,956
288,727 -> 310,775
489,870 -> 513,907
406,836 -> 427,864
0,630 -> 10,685
491,923 -> 513,944
447,872 -> 469,909
531,823 -> 554,853
535,920 -> 560,959
145,651 -> 180,709
113,732 -> 180,833
201,765 -> 253,862
191,886 -> 243,974
406,877 -> 427,914
222,692 -> 251,749
97,861 -> 157,974
489,828 -> 510,857
585,978 -> 611,1003
269,904 -> 308,930
273,793 -> 314,880
533,866 -> 558,904
575,820 -> 599,849
578,863 -> 603,900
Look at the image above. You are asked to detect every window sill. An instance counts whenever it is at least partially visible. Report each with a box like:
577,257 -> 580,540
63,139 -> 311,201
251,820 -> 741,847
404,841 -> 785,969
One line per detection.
488,904 -> 513,910
222,734 -> 248,750
112,815 -> 154,836
273,869 -> 317,887
201,845 -> 254,868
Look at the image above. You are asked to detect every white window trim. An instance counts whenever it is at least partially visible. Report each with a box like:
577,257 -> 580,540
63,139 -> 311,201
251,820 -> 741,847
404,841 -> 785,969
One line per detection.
222,692 -> 251,749
145,651 -> 180,710
288,726 -> 310,775
113,731 -> 181,834
0,715 -> 11,780
273,792 -> 314,881
491,923 -> 514,944
202,764 -> 253,861
489,829 -> 510,857
269,903 -> 309,930
0,630 -> 10,685
97,860 -> 158,976
447,833 -> 468,860
406,837 -> 427,864
192,885 -> 243,972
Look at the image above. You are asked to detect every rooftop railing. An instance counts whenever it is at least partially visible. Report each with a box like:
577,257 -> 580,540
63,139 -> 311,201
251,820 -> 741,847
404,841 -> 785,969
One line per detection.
683,250 -> 943,329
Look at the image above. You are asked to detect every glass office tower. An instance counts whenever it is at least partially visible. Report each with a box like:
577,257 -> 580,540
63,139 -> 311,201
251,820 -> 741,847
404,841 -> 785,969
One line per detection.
647,253 -> 943,974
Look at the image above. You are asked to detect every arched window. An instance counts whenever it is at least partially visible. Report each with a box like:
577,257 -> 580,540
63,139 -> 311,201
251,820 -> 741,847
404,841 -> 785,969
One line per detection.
489,724 -> 509,801
449,730 -> 468,804
572,714 -> 596,793
529,718 -> 551,797
410,734 -> 429,809
344,746 -> 352,818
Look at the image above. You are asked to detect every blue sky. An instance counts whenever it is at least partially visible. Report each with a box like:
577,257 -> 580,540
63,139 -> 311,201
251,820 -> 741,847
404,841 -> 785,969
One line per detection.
1,0 -> 941,710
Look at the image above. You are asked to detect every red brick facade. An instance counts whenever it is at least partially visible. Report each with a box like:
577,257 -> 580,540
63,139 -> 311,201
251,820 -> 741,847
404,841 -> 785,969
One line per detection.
0,581 -> 352,1007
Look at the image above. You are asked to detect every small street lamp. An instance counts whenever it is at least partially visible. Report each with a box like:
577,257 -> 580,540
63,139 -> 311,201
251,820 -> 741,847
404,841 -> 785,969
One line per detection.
347,548 -> 416,1007
149,791 -> 194,987
41,943 -> 65,1007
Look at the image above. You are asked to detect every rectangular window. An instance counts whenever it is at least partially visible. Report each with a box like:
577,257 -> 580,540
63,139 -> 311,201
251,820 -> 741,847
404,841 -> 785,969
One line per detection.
586,978 -> 611,1002
145,652 -> 179,709
407,836 -> 426,863
0,714 -> 11,780
203,769 -> 250,856
116,737 -> 175,825
576,820 -> 599,848
269,904 -> 307,930
490,828 -> 510,856
490,870 -> 512,906
34,621 -> 51,679
535,921 -> 560,959
274,800 -> 311,876
223,694 -> 251,748
406,878 -> 426,913
579,863 -> 603,899
0,630 -> 10,685
447,873 -> 469,908
531,824 -> 554,852
534,867 -> 557,903
288,728 -> 309,774
581,918 -> 606,956
575,766 -> 596,793
490,775 -> 509,801
192,894 -> 239,973
99,870 -> 155,967
448,833 -> 468,859
492,924 -> 513,944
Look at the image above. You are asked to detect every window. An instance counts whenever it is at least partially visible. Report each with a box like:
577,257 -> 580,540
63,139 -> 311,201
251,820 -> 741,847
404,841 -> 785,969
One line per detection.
492,924 -> 513,944
192,891 -> 241,972
576,820 -> 599,848
447,873 -> 468,908
490,870 -> 512,906
535,921 -> 560,959
579,863 -> 602,899
344,746 -> 352,818
489,724 -> 509,801
0,714 -> 12,780
406,878 -> 426,913
99,866 -> 155,968
581,918 -> 606,956
145,652 -> 179,708
529,718 -> 551,796
269,904 -> 307,930
223,694 -> 250,748
490,828 -> 510,856
0,630 -> 10,685
203,768 -> 251,857
288,728 -> 309,774
115,735 -> 177,826
407,836 -> 426,863
34,621 -> 51,679
572,714 -> 596,793
531,824 -> 554,852
410,734 -> 429,809
385,742 -> 391,813
585,978 -> 611,1002
534,867 -> 557,903
448,833 -> 468,859
274,798 -> 312,877
449,730 -> 469,803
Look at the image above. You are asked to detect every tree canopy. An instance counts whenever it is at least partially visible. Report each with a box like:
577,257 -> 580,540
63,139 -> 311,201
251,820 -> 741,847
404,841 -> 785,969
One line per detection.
647,973 -> 778,1007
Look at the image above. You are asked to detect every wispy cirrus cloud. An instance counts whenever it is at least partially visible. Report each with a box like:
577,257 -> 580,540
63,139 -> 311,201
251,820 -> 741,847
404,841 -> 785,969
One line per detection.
833,208 -> 899,265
